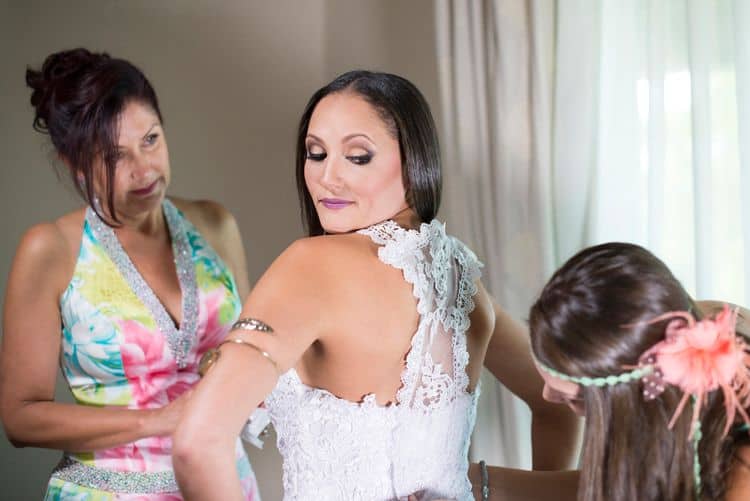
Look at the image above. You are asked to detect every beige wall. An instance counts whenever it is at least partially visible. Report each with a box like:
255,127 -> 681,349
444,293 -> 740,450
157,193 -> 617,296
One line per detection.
0,1 -> 439,499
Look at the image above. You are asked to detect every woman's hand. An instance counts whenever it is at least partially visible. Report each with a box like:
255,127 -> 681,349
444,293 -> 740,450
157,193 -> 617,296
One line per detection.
144,389 -> 192,437
468,463 -> 579,501
1,221 -> 188,452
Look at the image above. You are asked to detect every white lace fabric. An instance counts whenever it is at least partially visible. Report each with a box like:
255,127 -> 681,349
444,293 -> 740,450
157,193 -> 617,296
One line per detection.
265,219 -> 483,500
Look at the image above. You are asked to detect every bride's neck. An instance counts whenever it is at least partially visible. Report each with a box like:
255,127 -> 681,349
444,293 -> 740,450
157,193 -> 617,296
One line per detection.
390,207 -> 421,230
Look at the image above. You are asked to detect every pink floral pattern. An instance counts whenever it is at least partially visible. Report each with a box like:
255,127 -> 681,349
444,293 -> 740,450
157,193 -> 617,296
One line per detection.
48,203 -> 259,500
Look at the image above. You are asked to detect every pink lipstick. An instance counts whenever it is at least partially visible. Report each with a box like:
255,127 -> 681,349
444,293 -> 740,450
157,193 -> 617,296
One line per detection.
320,198 -> 353,210
131,179 -> 159,197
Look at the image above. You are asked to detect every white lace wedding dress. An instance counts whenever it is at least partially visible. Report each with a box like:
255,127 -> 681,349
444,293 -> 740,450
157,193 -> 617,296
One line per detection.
265,219 -> 483,500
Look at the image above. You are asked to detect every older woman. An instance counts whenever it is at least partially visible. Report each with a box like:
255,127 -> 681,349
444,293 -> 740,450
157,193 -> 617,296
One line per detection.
0,48 -> 260,500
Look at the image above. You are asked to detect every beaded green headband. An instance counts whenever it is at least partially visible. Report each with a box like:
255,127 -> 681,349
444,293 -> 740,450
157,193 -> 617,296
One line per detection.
536,361 -> 654,387
533,306 -> 750,496
536,358 -> 704,495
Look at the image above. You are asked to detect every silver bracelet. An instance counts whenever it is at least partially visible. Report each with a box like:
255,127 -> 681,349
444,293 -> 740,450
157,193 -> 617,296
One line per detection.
231,317 -> 275,333
479,459 -> 489,501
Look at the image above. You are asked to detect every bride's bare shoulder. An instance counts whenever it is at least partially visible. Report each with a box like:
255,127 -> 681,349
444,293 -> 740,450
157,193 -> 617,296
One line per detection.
250,233 -> 380,298
280,233 -> 378,272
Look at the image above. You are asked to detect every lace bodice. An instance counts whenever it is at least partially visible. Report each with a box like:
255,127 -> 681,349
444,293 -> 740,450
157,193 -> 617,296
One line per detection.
265,219 -> 483,501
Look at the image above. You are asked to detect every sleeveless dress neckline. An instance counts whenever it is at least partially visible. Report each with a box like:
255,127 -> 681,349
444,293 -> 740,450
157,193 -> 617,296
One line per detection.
85,199 -> 198,368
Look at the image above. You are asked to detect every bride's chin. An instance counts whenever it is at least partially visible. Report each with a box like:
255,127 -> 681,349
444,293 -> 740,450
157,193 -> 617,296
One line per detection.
318,219 -> 357,235
321,226 -> 350,235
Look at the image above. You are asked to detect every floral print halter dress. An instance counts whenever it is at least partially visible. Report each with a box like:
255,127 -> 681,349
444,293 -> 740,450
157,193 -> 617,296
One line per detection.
44,200 -> 260,500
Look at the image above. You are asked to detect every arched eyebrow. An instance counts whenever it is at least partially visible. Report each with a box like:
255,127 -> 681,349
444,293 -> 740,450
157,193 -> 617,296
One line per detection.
306,133 -> 325,144
306,133 -> 375,145
342,133 -> 374,143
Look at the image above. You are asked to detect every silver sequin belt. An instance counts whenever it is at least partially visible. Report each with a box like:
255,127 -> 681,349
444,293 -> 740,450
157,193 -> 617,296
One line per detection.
51,456 -> 179,494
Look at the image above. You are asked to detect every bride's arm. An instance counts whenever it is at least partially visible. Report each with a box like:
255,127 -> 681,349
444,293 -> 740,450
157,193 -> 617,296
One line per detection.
172,238 -> 329,501
478,282 -> 581,470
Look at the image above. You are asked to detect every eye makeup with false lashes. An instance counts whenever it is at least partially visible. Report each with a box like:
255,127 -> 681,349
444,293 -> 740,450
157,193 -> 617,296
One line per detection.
305,148 -> 374,165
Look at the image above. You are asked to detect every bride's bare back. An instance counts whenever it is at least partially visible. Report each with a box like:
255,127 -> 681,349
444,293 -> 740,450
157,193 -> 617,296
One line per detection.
292,227 -> 492,405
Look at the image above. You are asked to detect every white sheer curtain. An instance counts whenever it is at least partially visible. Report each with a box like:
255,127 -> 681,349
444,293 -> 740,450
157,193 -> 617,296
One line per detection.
435,0 -> 555,468
585,0 -> 749,304
436,0 -> 750,468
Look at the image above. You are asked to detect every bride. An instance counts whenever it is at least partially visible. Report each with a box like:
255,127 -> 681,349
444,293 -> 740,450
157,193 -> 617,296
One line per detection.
172,70 -> 577,500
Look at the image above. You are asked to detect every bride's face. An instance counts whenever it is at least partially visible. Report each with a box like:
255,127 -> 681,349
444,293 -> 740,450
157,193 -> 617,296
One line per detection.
303,92 -> 408,234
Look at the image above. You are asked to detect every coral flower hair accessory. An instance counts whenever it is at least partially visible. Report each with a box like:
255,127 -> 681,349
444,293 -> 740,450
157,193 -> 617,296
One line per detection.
638,305 -> 750,435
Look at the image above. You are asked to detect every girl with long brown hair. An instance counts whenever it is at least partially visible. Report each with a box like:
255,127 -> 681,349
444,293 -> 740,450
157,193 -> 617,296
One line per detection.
529,242 -> 750,500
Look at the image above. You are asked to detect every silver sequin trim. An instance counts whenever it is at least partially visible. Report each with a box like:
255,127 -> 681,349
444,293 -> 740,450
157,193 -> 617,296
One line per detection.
86,200 -> 199,368
51,456 -> 179,494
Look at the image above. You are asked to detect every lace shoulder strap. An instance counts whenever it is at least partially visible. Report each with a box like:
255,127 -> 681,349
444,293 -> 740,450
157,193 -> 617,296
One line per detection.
358,220 -> 434,313
430,234 -> 483,399
358,219 -> 484,408
357,220 -> 483,324
444,236 -> 483,334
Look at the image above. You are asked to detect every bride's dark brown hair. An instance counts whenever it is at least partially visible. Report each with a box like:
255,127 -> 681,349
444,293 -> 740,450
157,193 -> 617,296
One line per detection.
529,242 -> 748,500
294,70 -> 441,236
